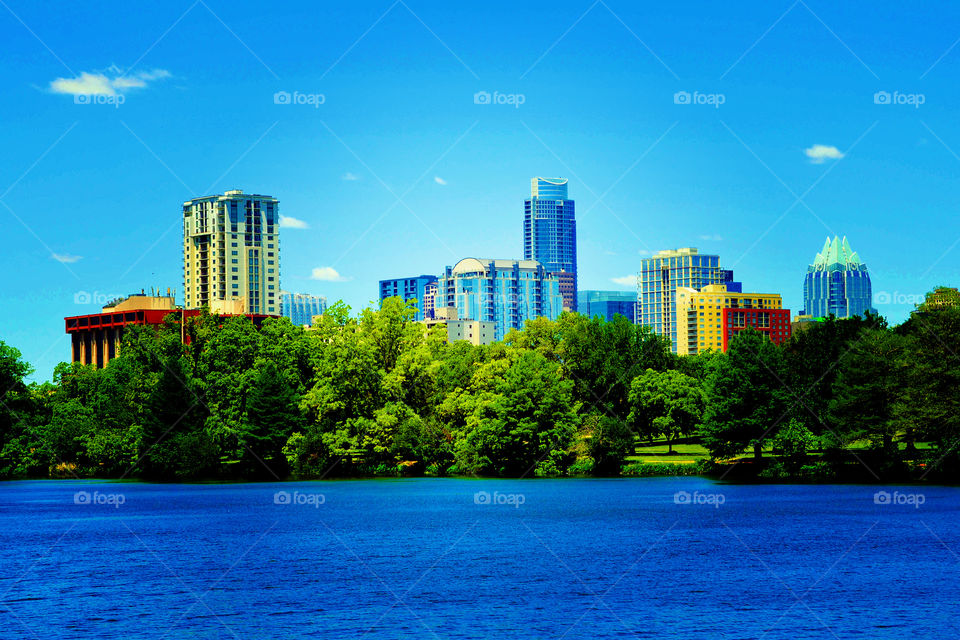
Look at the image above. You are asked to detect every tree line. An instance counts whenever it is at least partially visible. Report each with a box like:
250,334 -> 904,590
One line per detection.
1,296 -> 958,481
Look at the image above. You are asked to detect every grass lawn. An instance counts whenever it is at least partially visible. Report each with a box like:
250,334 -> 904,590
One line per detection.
627,439 -> 939,467
628,442 -> 710,465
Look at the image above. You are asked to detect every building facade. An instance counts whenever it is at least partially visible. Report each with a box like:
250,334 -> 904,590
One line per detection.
436,258 -> 563,340
378,275 -> 438,321
64,293 -> 272,369
802,236 -> 875,319
183,189 -> 280,315
280,291 -> 327,327
675,284 -> 789,355
577,290 -> 638,323
446,320 -> 495,346
524,177 -> 577,311
722,307 -> 792,351
916,286 -> 960,312
639,248 -> 739,352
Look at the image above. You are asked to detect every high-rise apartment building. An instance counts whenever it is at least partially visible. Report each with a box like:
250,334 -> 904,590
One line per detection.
639,248 -> 738,352
524,177 -> 577,311
577,290 -> 638,323
378,275 -> 438,322
280,291 -> 327,327
436,258 -> 563,340
183,189 -> 280,315
675,284 -> 789,355
801,236 -> 875,319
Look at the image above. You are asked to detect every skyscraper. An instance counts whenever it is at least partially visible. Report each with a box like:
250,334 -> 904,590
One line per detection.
639,248 -> 737,353
183,189 -> 279,315
280,291 -> 327,327
524,177 -> 577,311
378,275 -> 438,322
802,236 -> 875,318
436,258 -> 563,340
577,290 -> 638,323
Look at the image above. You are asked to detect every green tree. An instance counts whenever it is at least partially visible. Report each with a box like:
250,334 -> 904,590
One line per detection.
138,353 -> 211,479
0,342 -> 39,477
453,349 -> 577,476
895,308 -> 960,475
701,329 -> 789,460
628,368 -> 704,453
782,314 -> 884,435
239,360 -> 302,478
828,328 -> 909,455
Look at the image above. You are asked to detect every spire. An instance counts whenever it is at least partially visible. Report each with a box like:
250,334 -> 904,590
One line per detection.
811,235 -> 864,268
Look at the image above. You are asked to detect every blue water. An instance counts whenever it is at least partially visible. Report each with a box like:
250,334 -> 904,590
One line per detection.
0,478 -> 956,639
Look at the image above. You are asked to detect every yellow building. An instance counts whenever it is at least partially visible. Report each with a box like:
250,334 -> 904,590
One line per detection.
676,284 -> 784,355
183,189 -> 279,316
917,286 -> 960,311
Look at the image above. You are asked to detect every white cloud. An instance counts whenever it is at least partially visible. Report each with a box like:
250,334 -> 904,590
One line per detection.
698,234 -> 723,241
310,266 -> 351,282
637,249 -> 651,256
434,176 -> 447,185
342,172 -> 360,181
611,275 -> 640,287
804,144 -> 844,164
279,215 -> 309,229
49,68 -> 171,96
52,253 -> 82,263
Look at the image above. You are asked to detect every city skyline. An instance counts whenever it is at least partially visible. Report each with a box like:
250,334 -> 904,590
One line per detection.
4,0 -> 960,380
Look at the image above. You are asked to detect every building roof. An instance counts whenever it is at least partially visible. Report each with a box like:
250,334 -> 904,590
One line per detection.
450,258 -> 543,275
811,236 -> 863,268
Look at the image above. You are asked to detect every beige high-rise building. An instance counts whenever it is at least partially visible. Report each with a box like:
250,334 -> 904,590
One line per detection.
182,189 -> 280,315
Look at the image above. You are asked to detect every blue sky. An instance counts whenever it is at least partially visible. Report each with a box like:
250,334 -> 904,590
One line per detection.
3,0 -> 960,381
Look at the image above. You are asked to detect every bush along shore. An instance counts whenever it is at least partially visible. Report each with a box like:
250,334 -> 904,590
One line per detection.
2,298 -> 959,483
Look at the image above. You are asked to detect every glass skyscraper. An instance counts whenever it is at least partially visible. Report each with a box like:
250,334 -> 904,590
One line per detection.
378,275 -> 438,322
436,258 -> 563,340
639,248 -> 738,353
524,177 -> 577,311
577,290 -> 638,323
802,236 -> 875,318
280,291 -> 327,327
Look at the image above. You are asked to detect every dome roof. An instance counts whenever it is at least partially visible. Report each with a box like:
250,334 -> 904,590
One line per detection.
451,257 -> 488,275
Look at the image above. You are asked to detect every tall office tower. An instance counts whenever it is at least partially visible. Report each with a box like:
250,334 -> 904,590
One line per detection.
436,258 -> 563,341
378,275 -> 439,322
280,291 -> 327,327
802,236 -> 875,318
524,177 -> 577,311
183,189 -> 280,315
639,248 -> 734,353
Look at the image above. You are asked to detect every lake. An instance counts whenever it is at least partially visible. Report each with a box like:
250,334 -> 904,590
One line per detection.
0,477 -> 955,639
